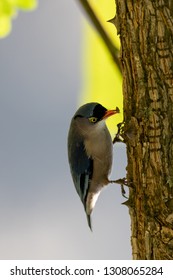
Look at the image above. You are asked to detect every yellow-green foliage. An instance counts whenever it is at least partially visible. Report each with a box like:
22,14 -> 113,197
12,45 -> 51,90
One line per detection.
0,0 -> 37,38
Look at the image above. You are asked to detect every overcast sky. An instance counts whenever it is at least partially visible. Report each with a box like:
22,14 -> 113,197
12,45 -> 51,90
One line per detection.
0,0 -> 131,259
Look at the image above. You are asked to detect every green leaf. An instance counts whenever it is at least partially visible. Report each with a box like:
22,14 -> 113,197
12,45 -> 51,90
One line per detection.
0,0 -> 38,38
0,0 -> 16,16
0,16 -> 11,38
15,0 -> 38,10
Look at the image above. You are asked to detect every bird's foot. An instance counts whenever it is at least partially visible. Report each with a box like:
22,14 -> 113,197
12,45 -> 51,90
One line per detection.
113,122 -> 125,144
109,177 -> 129,199
113,119 -> 138,145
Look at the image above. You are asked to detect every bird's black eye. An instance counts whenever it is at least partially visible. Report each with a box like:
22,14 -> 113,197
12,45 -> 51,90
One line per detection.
88,117 -> 98,123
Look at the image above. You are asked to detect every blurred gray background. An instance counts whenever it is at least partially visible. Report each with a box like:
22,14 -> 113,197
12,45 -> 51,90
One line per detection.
0,0 -> 131,259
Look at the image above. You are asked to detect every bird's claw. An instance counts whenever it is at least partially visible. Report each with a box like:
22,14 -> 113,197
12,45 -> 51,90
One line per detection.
109,177 -> 129,199
113,122 -> 125,144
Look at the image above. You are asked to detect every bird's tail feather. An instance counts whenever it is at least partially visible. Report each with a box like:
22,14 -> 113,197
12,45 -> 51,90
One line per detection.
86,214 -> 92,231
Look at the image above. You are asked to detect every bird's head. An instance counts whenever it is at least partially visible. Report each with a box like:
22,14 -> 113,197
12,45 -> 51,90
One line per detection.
73,102 -> 120,129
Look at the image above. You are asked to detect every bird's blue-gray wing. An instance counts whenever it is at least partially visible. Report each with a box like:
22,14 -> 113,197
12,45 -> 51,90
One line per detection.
68,135 -> 93,206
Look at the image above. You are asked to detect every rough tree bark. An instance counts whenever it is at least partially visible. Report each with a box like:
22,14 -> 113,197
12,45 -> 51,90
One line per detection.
115,0 -> 173,259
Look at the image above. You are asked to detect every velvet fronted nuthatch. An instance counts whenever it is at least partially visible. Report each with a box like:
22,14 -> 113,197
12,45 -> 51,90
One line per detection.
68,102 -> 120,230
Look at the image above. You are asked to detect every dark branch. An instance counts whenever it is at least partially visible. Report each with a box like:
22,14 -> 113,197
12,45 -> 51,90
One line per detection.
77,0 -> 121,73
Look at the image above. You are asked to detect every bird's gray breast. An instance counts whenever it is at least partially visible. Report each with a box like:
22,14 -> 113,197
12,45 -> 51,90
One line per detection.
84,124 -> 113,186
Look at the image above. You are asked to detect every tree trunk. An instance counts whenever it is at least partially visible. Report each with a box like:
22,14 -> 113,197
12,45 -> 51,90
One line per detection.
115,0 -> 173,259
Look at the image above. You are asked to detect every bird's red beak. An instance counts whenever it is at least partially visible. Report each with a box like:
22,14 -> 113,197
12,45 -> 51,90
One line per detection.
102,107 -> 120,119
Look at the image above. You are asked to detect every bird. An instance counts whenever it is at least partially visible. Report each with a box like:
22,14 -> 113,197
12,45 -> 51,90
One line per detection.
67,102 -> 120,230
